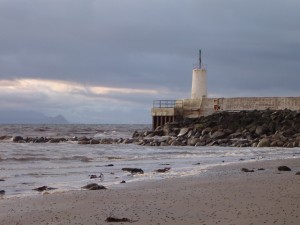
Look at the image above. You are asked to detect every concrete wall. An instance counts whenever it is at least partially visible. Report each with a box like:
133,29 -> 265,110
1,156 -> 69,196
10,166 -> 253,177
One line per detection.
151,97 -> 300,129
151,108 -> 176,116
179,97 -> 300,118
220,97 -> 300,111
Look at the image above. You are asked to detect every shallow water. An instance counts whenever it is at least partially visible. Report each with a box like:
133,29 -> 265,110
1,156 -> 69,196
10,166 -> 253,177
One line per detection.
1,124 -> 300,197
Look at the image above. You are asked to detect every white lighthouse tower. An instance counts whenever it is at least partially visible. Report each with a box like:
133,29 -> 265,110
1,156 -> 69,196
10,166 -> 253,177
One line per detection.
191,50 -> 207,99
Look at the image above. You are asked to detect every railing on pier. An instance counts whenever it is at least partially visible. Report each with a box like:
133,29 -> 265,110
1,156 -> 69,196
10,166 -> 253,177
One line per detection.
153,100 -> 183,108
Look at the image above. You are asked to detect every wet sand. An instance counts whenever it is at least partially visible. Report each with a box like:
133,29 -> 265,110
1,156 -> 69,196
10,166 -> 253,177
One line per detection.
1,158 -> 300,225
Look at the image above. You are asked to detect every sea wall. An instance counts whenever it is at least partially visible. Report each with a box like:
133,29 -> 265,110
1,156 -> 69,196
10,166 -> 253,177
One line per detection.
181,97 -> 300,118
221,97 -> 300,111
151,97 -> 300,129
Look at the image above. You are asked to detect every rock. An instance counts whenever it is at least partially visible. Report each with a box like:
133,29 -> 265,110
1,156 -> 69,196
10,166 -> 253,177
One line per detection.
229,132 -> 243,138
160,142 -> 169,146
89,175 -> 98,179
120,180 -> 126,183
105,217 -> 134,223
201,127 -> 212,136
132,130 -> 139,138
252,142 -> 258,147
0,179 -> 5,181
153,129 -> 164,136
189,138 -> 200,146
187,130 -> 194,138
286,142 -> 294,148
0,136 -> 9,140
89,185 -> 106,190
0,190 -> 5,195
257,168 -> 265,171
210,131 -> 227,139
193,131 -> 201,138
78,140 -> 90,144
13,136 -> 23,142
177,128 -> 190,137
105,164 -> 114,167
195,141 -> 205,146
293,142 -> 299,147
241,168 -> 254,172
122,168 -> 144,174
101,138 -> 113,144
90,139 -> 100,144
257,138 -> 270,147
170,140 -> 182,146
81,183 -> 107,190
78,136 -> 89,141
278,166 -> 291,171
155,167 -> 171,173
255,125 -> 269,136
123,139 -> 133,144
48,138 -> 61,143
33,186 -> 57,192
295,171 -> 300,175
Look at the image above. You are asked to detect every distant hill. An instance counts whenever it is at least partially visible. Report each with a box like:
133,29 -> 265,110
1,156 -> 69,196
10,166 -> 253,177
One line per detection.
0,110 -> 69,124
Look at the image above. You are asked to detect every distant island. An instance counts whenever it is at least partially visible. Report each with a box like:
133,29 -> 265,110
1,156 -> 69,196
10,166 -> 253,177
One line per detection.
0,110 -> 68,124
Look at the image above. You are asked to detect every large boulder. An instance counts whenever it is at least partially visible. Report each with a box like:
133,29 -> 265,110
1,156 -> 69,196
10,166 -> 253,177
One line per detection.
210,131 -> 227,139
278,166 -> 291,171
255,125 -> 269,136
201,127 -> 212,136
189,138 -> 200,146
177,128 -> 190,137
13,136 -> 23,142
257,138 -> 270,147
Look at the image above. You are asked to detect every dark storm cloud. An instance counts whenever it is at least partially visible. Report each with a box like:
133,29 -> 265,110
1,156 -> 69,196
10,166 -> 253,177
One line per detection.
0,0 -> 300,123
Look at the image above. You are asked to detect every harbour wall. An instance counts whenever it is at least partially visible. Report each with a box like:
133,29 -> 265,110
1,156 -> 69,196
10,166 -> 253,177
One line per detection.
152,97 -> 300,129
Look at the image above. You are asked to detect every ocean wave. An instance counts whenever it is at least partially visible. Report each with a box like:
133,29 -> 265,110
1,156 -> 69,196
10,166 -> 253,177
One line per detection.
1,155 -> 94,162
2,157 -> 52,162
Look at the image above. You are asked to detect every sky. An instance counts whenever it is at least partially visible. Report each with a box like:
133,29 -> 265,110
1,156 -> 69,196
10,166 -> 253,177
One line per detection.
0,0 -> 300,123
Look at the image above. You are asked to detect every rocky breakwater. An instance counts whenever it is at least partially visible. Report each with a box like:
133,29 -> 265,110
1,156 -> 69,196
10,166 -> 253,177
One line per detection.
5,109 -> 300,148
133,109 -> 300,148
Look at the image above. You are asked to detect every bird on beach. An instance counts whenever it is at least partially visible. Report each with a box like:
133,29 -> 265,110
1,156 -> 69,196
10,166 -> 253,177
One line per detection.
99,173 -> 104,182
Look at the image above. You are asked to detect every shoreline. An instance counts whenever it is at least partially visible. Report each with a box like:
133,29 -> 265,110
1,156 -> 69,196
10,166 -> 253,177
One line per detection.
1,158 -> 299,225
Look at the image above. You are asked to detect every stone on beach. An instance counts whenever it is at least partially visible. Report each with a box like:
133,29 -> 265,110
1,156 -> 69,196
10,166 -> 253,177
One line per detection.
155,167 -> 171,173
122,168 -> 144,174
81,183 -> 107,190
105,217 -> 134,222
277,166 -> 292,171
241,168 -> 254,172
33,186 -> 57,192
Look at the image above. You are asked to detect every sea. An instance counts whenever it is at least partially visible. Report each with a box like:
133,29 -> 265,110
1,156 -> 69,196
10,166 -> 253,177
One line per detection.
1,124 -> 300,198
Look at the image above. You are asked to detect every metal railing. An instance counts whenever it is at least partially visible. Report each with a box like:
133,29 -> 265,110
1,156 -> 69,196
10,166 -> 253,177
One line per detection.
153,100 -> 183,108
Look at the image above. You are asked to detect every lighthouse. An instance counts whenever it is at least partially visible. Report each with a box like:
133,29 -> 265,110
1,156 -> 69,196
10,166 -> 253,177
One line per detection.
191,50 -> 207,99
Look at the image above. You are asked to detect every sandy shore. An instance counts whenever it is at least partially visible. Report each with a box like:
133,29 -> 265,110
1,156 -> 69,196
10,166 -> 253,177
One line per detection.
1,158 -> 300,225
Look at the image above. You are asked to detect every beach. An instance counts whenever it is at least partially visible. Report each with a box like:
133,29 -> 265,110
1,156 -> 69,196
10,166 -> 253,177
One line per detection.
1,158 -> 299,225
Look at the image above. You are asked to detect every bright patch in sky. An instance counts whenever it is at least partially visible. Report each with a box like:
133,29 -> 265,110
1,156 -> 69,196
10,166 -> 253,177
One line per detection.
0,79 -> 158,96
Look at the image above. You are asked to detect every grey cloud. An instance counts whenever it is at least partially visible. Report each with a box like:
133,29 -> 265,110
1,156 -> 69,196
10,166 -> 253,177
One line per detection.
0,0 -> 300,122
